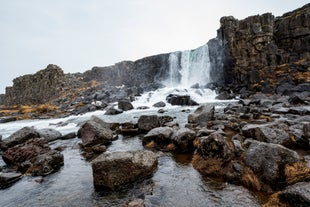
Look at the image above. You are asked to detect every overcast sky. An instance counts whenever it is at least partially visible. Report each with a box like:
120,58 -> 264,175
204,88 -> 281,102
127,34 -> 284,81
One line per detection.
0,0 -> 308,93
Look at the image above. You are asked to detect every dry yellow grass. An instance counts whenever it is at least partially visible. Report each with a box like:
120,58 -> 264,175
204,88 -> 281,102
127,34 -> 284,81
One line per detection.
192,154 -> 223,177
241,167 -> 262,191
285,162 -> 310,185
262,193 -> 287,207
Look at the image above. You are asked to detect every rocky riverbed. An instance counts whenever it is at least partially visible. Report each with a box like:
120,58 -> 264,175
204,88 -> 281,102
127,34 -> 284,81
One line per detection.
0,90 -> 309,206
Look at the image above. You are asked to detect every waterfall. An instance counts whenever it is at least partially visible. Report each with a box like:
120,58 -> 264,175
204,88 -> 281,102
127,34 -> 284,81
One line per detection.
167,44 -> 211,88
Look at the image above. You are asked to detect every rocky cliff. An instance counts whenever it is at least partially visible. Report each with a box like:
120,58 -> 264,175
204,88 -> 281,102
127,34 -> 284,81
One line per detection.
4,65 -> 66,105
1,4 -> 309,106
216,3 -> 310,95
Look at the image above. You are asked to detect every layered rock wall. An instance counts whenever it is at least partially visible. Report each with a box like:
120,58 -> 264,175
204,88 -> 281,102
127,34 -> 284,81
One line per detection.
4,64 -> 66,105
83,53 -> 170,88
216,3 -> 310,93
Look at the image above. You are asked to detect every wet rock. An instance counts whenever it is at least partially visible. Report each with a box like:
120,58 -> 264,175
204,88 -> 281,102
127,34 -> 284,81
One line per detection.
0,117 -> 17,124
2,126 -> 40,148
118,99 -> 134,111
119,122 -> 139,135
104,106 -> 123,115
38,128 -> 62,142
279,182 -> 310,207
188,104 -> 215,126
195,133 -> 234,162
92,150 -> 158,191
166,94 -> 198,106
153,101 -> 166,108
242,123 -> 293,147
2,138 -> 50,166
78,117 -> 114,146
61,132 -> 77,140
2,138 -> 64,176
245,140 -> 300,190
138,115 -> 160,132
143,127 -> 174,149
0,172 -> 22,189
171,128 -> 196,152
27,150 -> 64,176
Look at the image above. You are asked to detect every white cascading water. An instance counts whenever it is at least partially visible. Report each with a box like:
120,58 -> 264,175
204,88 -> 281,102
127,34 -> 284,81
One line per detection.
133,43 -> 217,108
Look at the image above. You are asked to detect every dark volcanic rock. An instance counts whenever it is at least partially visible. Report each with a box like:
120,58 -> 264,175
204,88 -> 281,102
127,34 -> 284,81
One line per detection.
153,101 -> 166,108
104,106 -> 123,115
118,99 -> 134,111
38,128 -> 62,142
78,117 -> 113,146
2,127 -> 40,149
4,64 -> 66,105
92,150 -> 158,191
188,104 -> 215,126
143,127 -> 174,148
279,182 -> 310,207
0,117 -> 17,124
245,140 -> 300,189
138,115 -> 160,132
2,138 -> 64,175
241,123 -> 293,147
171,128 -> 196,152
166,94 -> 198,106
0,172 -> 22,189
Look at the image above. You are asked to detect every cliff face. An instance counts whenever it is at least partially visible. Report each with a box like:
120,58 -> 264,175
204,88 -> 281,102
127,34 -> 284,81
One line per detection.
216,3 -> 310,94
82,53 -> 170,88
4,65 -> 66,105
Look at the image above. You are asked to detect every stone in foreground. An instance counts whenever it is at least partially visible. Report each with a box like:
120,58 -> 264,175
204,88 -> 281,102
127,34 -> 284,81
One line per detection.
92,150 -> 158,191
0,172 -> 22,189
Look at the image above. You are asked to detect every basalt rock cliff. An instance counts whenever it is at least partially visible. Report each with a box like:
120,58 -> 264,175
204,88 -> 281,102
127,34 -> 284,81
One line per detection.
215,3 -> 310,95
1,3 -> 309,106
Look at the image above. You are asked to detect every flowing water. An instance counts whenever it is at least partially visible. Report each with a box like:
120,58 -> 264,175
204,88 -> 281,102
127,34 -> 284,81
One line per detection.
0,44 -> 260,206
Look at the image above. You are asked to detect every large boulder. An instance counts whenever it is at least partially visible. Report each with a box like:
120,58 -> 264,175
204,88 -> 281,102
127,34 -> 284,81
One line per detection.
188,104 -> 215,126
37,128 -> 62,142
104,106 -> 123,115
138,115 -> 160,132
92,150 -> 158,191
2,138 -> 64,175
2,127 -> 39,149
245,140 -> 300,189
118,99 -> 134,111
279,182 -> 310,207
171,128 -> 196,152
242,123 -> 293,147
78,117 -> 113,146
166,94 -> 198,106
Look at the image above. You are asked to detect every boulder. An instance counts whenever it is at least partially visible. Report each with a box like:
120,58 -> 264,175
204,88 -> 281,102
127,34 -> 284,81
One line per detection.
195,133 -> 234,162
166,94 -> 198,106
143,127 -> 174,148
78,118 -> 114,146
37,128 -> 62,142
245,140 -> 300,189
171,128 -> 196,152
61,132 -> 77,140
2,138 -> 50,166
2,138 -> 64,175
119,122 -> 139,135
0,117 -> 17,124
118,99 -> 134,111
92,150 -> 158,191
242,123 -> 293,147
153,101 -> 166,108
104,107 -> 123,115
2,126 -> 40,148
279,182 -> 310,207
26,150 -> 64,176
138,115 -> 160,132
188,104 -> 215,126
0,172 -> 22,189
